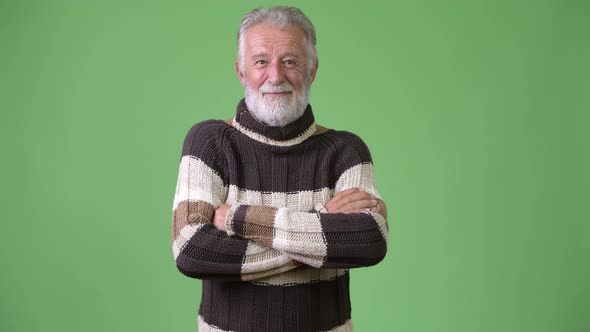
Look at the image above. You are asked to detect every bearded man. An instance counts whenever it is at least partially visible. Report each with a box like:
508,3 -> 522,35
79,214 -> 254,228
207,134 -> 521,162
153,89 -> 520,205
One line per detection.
171,6 -> 389,332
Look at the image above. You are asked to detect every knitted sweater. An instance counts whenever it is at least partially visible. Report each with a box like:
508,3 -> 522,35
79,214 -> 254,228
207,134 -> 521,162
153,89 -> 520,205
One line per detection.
171,99 -> 389,332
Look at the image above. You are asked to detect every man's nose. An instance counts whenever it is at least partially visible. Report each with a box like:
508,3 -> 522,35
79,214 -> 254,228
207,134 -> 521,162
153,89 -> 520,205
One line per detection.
267,61 -> 285,85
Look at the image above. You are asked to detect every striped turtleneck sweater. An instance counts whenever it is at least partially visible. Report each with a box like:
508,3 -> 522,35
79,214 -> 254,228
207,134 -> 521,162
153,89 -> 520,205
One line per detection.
171,99 -> 389,332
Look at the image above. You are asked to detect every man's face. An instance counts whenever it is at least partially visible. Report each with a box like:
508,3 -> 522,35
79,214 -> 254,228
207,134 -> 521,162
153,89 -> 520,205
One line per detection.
236,24 -> 318,127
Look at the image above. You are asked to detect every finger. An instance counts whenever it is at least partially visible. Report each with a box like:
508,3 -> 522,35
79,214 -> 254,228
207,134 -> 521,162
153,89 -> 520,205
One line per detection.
325,198 -> 347,212
343,208 -> 374,214
332,188 -> 361,198
325,190 -> 358,211
341,198 -> 378,212
339,188 -> 374,198
336,192 -> 375,209
326,188 -> 373,212
336,194 -> 371,211
340,191 -> 375,204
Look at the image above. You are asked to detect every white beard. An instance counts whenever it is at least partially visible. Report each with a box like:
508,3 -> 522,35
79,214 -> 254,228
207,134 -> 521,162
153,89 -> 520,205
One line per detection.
244,81 -> 310,127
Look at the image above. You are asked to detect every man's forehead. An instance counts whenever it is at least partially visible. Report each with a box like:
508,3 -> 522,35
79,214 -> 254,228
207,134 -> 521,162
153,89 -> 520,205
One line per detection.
244,24 -> 307,49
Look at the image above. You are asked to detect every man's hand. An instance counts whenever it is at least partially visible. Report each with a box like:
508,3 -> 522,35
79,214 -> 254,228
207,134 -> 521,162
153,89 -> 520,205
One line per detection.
213,204 -> 232,231
325,188 -> 378,213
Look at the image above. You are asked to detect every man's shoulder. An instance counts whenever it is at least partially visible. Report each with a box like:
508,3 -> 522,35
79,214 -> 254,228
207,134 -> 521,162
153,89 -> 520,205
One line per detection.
185,119 -> 228,137
182,119 -> 234,144
314,125 -> 373,164
181,119 -> 230,158
314,125 -> 369,148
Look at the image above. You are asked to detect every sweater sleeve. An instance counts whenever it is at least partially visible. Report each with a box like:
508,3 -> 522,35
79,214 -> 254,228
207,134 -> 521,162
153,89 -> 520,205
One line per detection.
224,133 -> 389,269
171,122 -> 301,281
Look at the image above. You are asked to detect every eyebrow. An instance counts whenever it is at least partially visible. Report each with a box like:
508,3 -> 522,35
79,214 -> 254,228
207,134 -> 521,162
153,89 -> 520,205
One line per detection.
249,52 -> 301,59
250,52 -> 268,59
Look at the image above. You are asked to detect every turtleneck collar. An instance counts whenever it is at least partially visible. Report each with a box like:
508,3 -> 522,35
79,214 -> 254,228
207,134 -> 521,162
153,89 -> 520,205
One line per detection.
232,98 -> 317,147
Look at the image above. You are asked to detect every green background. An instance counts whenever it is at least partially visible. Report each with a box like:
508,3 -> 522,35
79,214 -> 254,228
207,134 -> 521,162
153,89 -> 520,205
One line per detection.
1,0 -> 588,331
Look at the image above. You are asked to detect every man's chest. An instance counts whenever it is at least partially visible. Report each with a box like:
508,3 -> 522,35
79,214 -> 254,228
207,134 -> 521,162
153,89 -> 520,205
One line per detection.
220,140 -> 338,210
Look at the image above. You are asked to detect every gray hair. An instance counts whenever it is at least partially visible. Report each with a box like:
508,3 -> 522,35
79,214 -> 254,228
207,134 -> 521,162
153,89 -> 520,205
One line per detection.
237,6 -> 318,74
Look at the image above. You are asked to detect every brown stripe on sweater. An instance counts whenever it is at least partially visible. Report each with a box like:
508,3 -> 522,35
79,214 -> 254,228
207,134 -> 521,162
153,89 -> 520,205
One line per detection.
312,124 -> 330,136
244,205 -> 277,247
172,200 -> 215,241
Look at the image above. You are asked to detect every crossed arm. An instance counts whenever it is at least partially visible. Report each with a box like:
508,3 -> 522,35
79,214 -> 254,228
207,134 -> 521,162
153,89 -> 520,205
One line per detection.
173,177 -> 388,281
172,123 -> 388,281
213,188 -> 379,230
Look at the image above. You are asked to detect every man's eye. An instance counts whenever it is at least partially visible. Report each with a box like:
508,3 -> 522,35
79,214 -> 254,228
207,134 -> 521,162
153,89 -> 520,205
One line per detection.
284,60 -> 295,65
255,60 -> 267,65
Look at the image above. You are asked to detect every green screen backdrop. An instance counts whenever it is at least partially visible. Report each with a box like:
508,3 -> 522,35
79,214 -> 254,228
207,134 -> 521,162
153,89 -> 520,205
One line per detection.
1,0 -> 588,331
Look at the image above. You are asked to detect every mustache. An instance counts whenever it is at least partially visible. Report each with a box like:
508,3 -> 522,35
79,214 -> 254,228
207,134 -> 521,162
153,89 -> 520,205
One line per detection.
259,83 -> 294,94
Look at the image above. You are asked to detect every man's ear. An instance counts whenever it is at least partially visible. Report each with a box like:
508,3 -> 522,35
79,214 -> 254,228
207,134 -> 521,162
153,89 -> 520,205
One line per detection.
309,59 -> 319,84
235,60 -> 246,87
